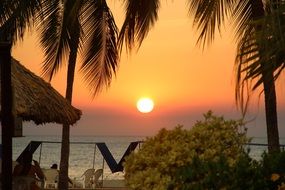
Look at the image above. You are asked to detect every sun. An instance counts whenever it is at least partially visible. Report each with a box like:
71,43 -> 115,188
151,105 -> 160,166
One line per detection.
137,98 -> 154,113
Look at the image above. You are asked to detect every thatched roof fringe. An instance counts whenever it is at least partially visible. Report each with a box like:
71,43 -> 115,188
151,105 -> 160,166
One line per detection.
0,59 -> 81,125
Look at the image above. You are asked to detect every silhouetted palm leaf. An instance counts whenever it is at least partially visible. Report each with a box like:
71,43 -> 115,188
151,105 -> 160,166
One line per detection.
80,0 -> 118,96
0,0 -> 42,42
188,0 -> 236,47
118,0 -> 160,52
40,0 -> 84,81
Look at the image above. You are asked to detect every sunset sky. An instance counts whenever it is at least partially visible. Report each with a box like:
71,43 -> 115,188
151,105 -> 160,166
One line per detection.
11,1 -> 285,137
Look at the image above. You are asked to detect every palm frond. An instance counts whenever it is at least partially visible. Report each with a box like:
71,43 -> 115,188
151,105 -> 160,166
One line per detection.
188,0 -> 235,47
231,0 -> 253,43
80,0 -> 119,97
67,0 -> 84,53
234,22 -> 260,113
263,1 -> 285,79
118,0 -> 160,53
0,1 -> 14,26
40,0 -> 83,81
39,0 -> 67,81
0,0 -> 42,43
235,1 -> 285,112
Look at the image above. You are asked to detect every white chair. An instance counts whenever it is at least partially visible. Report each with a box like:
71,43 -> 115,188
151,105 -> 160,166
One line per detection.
43,169 -> 59,189
73,168 -> 95,188
93,169 -> 103,188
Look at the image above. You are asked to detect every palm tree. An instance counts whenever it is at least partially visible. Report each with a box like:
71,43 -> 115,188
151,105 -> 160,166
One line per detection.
118,0 -> 285,153
187,0 -> 282,153
38,0 -> 118,189
199,0 -> 283,153
234,1 -> 285,153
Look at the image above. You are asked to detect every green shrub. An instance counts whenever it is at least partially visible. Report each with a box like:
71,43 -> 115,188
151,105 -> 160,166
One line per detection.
168,150 -> 285,190
169,153 -> 267,190
124,111 -> 249,190
261,151 -> 285,189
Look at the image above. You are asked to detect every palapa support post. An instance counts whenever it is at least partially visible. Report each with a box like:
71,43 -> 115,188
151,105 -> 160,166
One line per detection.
0,35 -> 14,190
92,143 -> 96,169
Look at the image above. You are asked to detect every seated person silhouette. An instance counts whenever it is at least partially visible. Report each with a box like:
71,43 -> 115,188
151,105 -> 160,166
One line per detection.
50,164 -> 58,170
50,163 -> 73,185
13,151 -> 44,190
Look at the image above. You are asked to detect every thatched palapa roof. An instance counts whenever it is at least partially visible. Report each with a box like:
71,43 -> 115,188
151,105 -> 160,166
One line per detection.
0,58 -> 81,125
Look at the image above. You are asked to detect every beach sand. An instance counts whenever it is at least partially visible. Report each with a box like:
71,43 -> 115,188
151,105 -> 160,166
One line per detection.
44,188 -> 129,190
44,179 -> 129,190
102,179 -> 126,188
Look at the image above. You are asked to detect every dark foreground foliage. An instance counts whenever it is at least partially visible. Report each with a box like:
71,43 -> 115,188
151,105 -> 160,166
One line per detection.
169,151 -> 285,190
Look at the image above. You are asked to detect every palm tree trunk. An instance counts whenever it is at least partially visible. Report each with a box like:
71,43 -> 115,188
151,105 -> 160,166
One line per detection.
252,0 -> 280,152
262,70 -> 280,152
58,27 -> 80,190
59,123 -> 71,190
58,59 -> 75,190
0,38 -> 14,190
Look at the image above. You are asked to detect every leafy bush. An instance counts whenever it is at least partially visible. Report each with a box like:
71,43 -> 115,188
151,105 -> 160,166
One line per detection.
169,150 -> 285,190
124,111 -> 249,190
261,151 -> 285,189
169,153 -> 267,190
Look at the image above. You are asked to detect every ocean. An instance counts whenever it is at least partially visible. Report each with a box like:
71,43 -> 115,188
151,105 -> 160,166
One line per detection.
10,136 -> 285,180
12,136 -> 144,180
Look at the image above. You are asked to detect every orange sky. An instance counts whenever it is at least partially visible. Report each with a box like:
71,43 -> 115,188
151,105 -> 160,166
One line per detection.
11,1 -> 285,137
